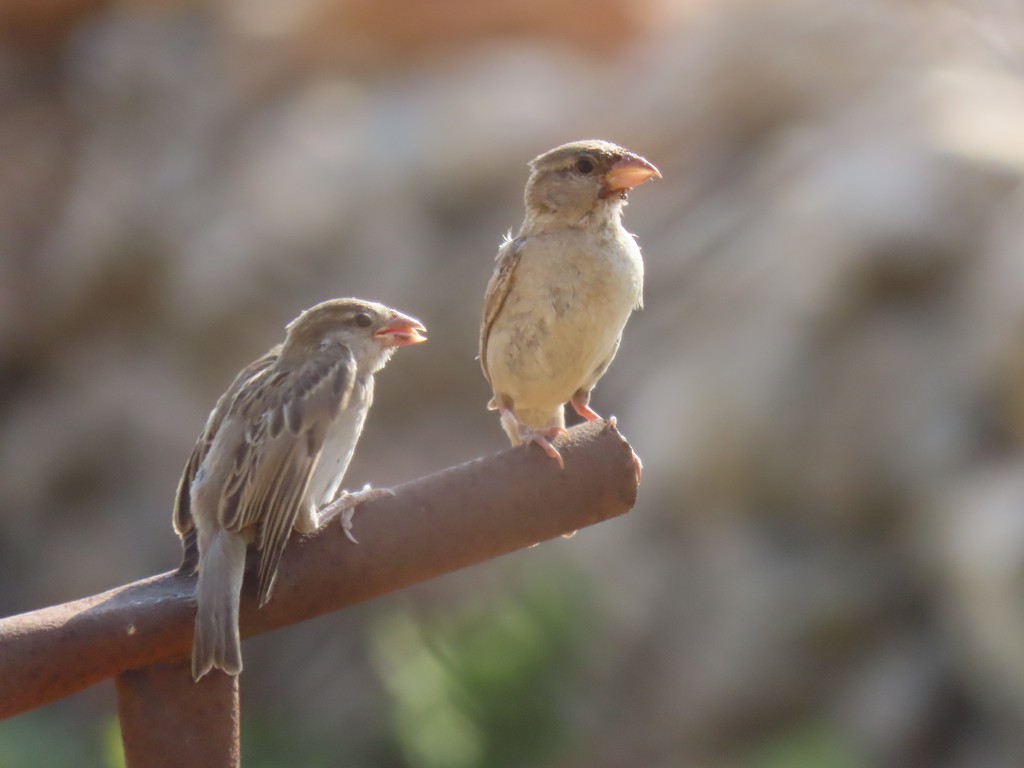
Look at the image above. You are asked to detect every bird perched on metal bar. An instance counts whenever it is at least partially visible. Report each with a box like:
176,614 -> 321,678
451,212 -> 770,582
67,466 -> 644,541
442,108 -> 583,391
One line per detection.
480,139 -> 659,474
173,298 -> 427,681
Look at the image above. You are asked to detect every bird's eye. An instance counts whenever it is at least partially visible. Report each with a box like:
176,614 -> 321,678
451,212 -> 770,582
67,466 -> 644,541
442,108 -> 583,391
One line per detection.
354,313 -> 373,328
575,156 -> 595,174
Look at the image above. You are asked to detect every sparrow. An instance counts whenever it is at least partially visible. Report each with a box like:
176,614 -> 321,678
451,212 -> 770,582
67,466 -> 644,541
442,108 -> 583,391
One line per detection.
479,139 -> 659,471
173,298 -> 426,681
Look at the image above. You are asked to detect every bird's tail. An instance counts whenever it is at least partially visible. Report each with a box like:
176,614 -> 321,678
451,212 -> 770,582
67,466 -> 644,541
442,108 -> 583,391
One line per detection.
192,530 -> 247,681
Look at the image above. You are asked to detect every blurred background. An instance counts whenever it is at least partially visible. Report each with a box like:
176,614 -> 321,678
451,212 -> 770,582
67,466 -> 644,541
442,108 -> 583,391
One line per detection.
3,0 -> 1024,765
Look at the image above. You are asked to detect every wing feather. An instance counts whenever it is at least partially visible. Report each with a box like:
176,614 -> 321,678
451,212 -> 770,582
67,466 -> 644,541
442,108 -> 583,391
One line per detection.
215,344 -> 356,606
479,235 -> 525,384
173,350 -> 278,574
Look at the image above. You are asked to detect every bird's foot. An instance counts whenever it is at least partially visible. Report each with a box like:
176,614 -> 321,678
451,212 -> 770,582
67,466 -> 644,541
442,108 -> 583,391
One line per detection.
572,401 -> 603,422
525,426 -> 568,469
570,390 -> 603,422
318,483 -> 395,544
531,434 -> 566,469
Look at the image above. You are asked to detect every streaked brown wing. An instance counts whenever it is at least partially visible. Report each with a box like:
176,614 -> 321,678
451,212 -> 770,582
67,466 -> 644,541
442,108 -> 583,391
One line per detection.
479,235 -> 524,384
173,349 -> 279,574
217,344 -> 356,606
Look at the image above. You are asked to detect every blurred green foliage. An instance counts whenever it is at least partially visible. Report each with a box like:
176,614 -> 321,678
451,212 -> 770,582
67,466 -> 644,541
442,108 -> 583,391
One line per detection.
370,568 -> 590,768
749,721 -> 865,768
101,717 -> 126,768
0,711 -> 123,768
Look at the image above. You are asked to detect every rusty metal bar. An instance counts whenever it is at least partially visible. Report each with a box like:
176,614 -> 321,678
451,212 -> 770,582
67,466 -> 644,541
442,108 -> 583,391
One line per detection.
0,421 -> 639,719
116,660 -> 240,768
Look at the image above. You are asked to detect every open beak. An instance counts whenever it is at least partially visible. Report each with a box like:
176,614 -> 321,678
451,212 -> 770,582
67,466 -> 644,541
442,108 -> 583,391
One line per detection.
601,154 -> 661,197
374,312 -> 427,347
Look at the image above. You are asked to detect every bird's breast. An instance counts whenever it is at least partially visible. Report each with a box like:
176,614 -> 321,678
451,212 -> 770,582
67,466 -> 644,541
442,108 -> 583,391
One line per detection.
306,377 -> 372,506
485,225 -> 642,406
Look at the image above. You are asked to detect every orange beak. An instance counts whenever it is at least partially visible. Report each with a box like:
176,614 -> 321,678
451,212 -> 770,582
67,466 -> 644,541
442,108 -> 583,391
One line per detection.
374,312 -> 427,347
601,154 -> 661,197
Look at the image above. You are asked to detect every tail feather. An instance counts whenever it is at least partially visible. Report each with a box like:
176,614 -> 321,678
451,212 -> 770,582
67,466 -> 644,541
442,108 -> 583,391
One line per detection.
192,530 -> 247,681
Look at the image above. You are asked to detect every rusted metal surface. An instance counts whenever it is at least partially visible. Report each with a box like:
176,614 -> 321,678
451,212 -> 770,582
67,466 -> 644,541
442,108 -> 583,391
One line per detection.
0,421 -> 639,719
116,660 -> 240,768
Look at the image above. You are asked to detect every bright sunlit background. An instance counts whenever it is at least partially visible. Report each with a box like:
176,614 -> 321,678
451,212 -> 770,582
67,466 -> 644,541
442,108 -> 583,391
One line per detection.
3,0 -> 1024,765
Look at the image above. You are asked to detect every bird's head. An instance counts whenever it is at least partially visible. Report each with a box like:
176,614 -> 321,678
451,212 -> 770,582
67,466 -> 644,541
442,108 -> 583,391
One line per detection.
284,298 -> 427,373
523,139 -> 660,227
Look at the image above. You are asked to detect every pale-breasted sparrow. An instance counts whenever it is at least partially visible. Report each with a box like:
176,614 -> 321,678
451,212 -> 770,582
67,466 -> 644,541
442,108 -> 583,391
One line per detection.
480,139 -> 659,470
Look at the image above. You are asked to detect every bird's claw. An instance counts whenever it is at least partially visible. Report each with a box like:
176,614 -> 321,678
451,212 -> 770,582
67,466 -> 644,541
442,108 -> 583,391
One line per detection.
572,402 -> 603,422
318,483 -> 395,544
532,435 -> 565,469
527,427 -> 567,469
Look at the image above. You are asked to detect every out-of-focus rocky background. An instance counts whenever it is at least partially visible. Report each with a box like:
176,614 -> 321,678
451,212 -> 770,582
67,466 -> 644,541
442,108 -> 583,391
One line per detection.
4,0 -> 1024,765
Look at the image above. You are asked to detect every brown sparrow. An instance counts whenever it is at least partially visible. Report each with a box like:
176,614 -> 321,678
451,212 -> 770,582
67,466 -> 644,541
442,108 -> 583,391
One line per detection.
173,298 -> 426,680
479,139 -> 659,470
